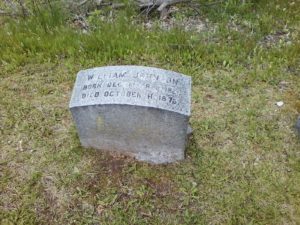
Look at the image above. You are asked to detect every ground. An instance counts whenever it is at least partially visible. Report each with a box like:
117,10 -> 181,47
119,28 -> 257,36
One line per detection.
0,0 -> 300,224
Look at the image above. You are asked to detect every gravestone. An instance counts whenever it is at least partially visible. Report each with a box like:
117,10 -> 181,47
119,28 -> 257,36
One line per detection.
69,66 -> 191,164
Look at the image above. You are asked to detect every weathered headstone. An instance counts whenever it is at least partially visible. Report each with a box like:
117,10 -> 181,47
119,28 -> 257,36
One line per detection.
69,66 -> 191,163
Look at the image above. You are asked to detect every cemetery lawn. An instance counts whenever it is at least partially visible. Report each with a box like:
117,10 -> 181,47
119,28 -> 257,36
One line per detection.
1,1 -> 300,224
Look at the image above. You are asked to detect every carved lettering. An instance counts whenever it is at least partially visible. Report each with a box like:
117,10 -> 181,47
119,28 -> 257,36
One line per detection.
107,82 -> 120,88
127,91 -> 141,98
104,91 -> 119,97
113,72 -> 127,78
72,66 -> 191,115
147,93 -> 153,99
167,78 -> 179,85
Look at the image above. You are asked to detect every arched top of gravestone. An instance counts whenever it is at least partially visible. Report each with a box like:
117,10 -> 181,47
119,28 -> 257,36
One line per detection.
69,65 -> 192,116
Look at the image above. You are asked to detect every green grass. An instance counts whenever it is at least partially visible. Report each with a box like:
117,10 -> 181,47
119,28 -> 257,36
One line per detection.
1,0 -> 300,224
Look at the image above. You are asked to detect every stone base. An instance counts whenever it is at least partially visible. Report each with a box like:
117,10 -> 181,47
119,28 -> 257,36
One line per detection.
71,104 -> 189,164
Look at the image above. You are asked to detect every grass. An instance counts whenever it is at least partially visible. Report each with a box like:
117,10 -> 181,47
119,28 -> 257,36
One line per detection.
0,0 -> 300,224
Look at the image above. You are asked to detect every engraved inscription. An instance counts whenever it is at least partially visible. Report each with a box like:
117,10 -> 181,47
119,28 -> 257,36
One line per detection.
70,66 -> 191,115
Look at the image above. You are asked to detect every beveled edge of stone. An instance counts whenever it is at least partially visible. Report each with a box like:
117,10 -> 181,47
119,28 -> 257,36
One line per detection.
69,65 -> 192,116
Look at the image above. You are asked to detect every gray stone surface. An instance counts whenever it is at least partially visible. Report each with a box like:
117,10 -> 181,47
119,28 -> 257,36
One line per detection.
69,65 -> 191,163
